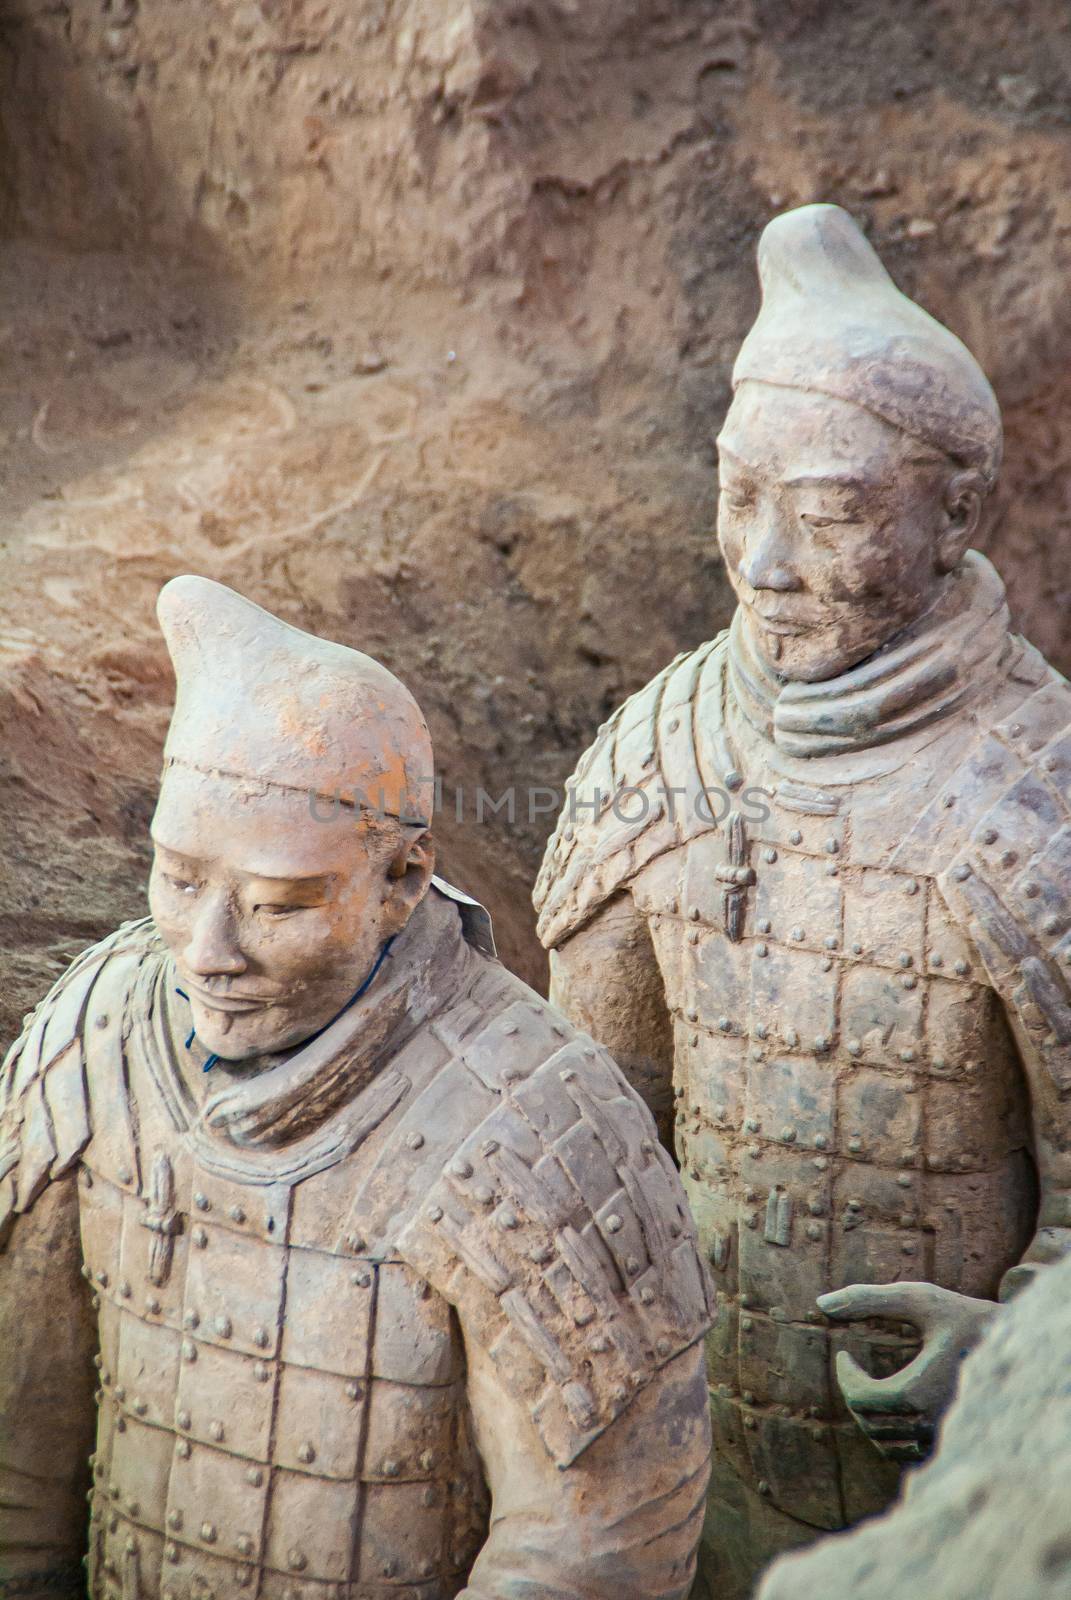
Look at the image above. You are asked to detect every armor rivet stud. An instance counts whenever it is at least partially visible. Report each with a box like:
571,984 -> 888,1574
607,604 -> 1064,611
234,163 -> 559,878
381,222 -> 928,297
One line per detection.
176,1439 -> 191,1460
756,942 -> 768,958
900,1048 -> 917,1063
784,1029 -> 799,1047
758,919 -> 772,935
482,1139 -> 500,1157
791,926 -> 804,941
764,849 -> 777,864
848,1136 -> 863,1153
229,1205 -> 246,1224
210,1421 -> 224,1442
725,770 -> 743,791
427,1205 -> 443,1222
755,1024 -> 768,1040
194,1193 -> 210,1211
167,1510 -> 183,1531
184,1310 -> 200,1330
298,1442 -> 316,1464
808,1198 -> 824,1215
639,1286 -> 655,1305
118,1168 -> 132,1186
745,1117 -> 760,1133
115,1416 -> 126,1433
192,1227 -> 208,1249
898,951 -> 913,968
1044,916 -> 1061,935
133,1398 -> 147,1416
686,1007 -> 698,1023
215,1317 -> 232,1339
1024,880 -> 1040,898
741,1316 -> 753,1331
345,1380 -> 363,1400
115,1385 -> 126,1402
688,929 -> 699,945
718,1016 -> 732,1033
177,1409 -> 191,1429
96,1270 -> 109,1287
246,1467 -> 263,1486
902,974 -> 918,989
657,1338 -> 671,1358
164,1544 -> 179,1564
254,1328 -> 270,1348
851,942 -> 863,956
930,952 -> 943,967
127,1503 -> 139,1520
237,1536 -> 254,1558
201,1523 -> 217,1544
146,1296 -> 161,1315
498,1209 -> 520,1230
789,830 -> 802,846
814,1036 -> 829,1053
781,1126 -> 796,1142
347,1233 -> 366,1252
897,1173 -> 913,1188
404,1131 -> 425,1151
821,957 -> 833,972
951,862 -> 971,881
181,1340 -> 197,1363
474,1185 -> 494,1205
119,1280 -> 131,1298
824,936 -> 837,950
382,1459 -> 401,1478
748,1145 -> 762,1160
902,1241 -> 917,1255
744,1415 -> 756,1430
954,959 -> 970,975
254,1362 -> 270,1382
847,1039 -> 862,1056
451,1160 -> 473,1179
806,1222 -> 822,1240
905,879 -> 919,895
825,838 -> 839,854
352,1270 -> 372,1288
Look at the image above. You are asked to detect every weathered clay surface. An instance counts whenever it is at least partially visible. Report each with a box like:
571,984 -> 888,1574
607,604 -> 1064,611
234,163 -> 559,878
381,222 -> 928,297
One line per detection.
535,205 -> 1071,1598
6,2 -> 1071,1047
756,1250 -> 1071,1600
0,578 -> 712,1598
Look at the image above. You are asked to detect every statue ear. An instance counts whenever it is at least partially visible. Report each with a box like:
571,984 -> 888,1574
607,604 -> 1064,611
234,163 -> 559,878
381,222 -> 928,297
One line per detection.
937,469 -> 985,573
383,829 -> 436,923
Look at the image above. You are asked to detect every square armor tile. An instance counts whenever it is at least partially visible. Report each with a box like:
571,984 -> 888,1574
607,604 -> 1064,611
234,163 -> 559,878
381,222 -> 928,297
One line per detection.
362,1378 -> 456,1483
687,926 -> 752,1035
750,944 -> 836,1050
274,1363 -> 367,1479
674,1025 -> 746,1132
115,1314 -> 183,1429
752,847 -> 842,953
282,1247 -> 375,1376
174,1338 -> 275,1461
745,1412 -> 843,1530
184,1221 -> 286,1358
372,1262 -> 457,1385
840,963 -> 923,1063
107,1413 -> 173,1525
738,1313 -> 831,1414
354,1480 -> 449,1585
836,1067 -> 923,1166
166,1437 -> 270,1561
843,867 -> 926,970
264,1470 -> 359,1581
743,1054 -> 835,1152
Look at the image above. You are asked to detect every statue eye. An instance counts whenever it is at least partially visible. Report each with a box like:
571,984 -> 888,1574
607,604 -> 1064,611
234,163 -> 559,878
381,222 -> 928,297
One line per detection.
163,873 -> 198,895
254,903 -> 300,918
800,512 -> 849,532
721,486 -> 752,511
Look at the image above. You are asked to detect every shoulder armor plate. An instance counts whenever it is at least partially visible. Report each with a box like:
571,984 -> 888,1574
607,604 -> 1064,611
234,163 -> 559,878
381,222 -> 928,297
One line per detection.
360,976 -> 714,1466
0,918 -> 161,1240
935,676 -> 1071,1126
534,635 -> 728,950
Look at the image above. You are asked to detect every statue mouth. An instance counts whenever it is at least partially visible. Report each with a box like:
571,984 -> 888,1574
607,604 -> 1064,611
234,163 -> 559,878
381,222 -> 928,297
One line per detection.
186,983 -> 278,1015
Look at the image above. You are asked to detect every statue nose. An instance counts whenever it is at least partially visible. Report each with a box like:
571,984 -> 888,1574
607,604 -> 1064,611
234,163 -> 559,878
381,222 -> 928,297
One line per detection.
186,893 -> 247,977
739,517 -> 801,592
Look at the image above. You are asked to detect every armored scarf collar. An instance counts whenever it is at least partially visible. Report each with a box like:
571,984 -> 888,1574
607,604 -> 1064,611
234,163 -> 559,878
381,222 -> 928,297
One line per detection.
151,887 -> 471,1183
727,550 -> 1014,759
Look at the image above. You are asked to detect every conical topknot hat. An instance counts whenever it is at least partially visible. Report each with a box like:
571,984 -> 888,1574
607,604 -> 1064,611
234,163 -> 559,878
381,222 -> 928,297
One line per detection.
158,576 -> 434,824
733,203 -> 1002,484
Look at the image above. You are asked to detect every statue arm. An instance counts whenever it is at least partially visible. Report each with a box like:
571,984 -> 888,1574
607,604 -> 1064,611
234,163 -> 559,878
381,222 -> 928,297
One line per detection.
0,1171 -> 97,1595
548,893 -> 675,1151
459,1333 -> 711,1600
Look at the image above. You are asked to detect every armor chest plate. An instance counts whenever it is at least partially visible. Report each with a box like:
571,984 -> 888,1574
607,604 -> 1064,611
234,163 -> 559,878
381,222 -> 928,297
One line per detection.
630,780 -> 1036,1528
78,1153 -> 486,1600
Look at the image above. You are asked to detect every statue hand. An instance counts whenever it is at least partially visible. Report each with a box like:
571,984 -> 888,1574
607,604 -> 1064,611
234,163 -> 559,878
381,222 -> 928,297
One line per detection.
817,1281 -> 999,1463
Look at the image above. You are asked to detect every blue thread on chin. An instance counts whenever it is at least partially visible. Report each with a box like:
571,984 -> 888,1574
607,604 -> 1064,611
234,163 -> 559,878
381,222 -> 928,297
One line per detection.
173,935 -> 397,1074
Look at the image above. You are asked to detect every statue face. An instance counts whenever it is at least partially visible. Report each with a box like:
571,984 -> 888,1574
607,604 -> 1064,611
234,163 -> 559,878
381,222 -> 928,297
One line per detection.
149,765 -> 430,1064
716,382 -> 956,681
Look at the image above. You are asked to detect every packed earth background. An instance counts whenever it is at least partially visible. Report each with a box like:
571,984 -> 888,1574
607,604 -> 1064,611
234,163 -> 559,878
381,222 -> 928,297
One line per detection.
3,0 -> 1071,1048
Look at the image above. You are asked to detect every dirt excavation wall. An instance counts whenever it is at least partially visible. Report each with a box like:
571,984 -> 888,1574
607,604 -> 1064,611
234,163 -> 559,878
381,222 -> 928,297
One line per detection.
2,0 -> 1071,1044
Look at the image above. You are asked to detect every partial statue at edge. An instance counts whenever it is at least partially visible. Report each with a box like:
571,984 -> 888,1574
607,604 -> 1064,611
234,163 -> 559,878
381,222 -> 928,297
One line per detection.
0,579 -> 712,1598
535,203 -> 1071,1597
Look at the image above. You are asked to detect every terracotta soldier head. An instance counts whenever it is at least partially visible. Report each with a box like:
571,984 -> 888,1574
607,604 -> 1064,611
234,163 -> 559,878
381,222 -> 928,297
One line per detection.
149,576 -> 436,1064
716,203 -> 1002,682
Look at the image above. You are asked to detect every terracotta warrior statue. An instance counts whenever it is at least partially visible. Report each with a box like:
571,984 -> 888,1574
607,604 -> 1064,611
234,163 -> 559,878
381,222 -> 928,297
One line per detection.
534,203 -> 1071,1596
0,578 -> 712,1600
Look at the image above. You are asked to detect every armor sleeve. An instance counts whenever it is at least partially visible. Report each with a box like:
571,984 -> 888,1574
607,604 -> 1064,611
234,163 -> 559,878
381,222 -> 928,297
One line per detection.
533,637 -> 727,951
0,919 -> 157,1242
936,680 -> 1071,1295
548,892 -> 676,1151
366,990 -> 715,1469
457,1334 -> 711,1600
0,1173 -> 98,1598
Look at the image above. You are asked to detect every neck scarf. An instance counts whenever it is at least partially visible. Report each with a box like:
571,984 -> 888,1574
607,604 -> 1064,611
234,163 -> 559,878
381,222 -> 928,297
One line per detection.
728,550 -> 1012,759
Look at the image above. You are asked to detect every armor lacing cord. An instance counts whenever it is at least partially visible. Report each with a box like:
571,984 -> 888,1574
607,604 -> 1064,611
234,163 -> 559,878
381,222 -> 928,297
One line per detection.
174,935 -> 396,1072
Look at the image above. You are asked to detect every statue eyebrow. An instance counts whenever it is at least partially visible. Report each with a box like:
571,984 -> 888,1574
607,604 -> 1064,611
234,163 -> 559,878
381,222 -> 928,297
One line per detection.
782,470 -> 870,491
